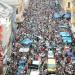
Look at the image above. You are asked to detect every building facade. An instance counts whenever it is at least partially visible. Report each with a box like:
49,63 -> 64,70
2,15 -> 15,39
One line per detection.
0,1 -> 15,74
60,0 -> 75,32
0,0 -> 30,23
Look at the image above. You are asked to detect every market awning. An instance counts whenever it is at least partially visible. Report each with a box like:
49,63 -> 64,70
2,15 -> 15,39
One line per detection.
59,32 -> 70,37
30,70 -> 40,75
19,60 -> 26,64
53,12 -> 61,19
19,47 -> 29,52
63,13 -> 71,18
62,36 -> 72,43
20,38 -> 33,45
58,25 -> 70,28
59,11 -> 64,16
32,60 -> 40,65
67,51 -> 73,57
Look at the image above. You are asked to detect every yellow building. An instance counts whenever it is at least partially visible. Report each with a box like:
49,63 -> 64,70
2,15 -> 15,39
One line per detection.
62,0 -> 75,32
63,0 -> 72,12
71,0 -> 75,26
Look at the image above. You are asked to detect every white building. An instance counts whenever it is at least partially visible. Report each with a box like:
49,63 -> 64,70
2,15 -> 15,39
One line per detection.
0,0 -> 30,23
0,0 -> 30,8
0,1 -> 15,74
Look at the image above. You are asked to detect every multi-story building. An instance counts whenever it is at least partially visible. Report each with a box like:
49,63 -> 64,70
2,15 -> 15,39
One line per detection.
71,0 -> 75,32
0,0 -> 30,23
0,1 -> 15,74
59,0 -> 75,32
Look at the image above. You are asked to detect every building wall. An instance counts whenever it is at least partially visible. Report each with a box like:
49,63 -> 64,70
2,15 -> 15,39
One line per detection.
60,0 -> 75,32
63,0 -> 72,12
0,0 -> 30,9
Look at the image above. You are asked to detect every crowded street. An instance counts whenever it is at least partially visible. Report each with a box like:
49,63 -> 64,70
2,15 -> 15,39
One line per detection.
2,0 -> 75,75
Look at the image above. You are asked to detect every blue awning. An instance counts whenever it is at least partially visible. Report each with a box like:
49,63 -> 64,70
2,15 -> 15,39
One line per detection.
19,60 -> 26,64
53,12 -> 61,18
67,51 -> 73,57
62,37 -> 72,43
59,11 -> 64,16
20,38 -> 33,45
60,32 -> 70,37
63,13 -> 71,18
58,25 -> 69,28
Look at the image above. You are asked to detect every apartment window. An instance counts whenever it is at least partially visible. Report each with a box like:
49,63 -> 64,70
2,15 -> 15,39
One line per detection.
68,2 -> 70,8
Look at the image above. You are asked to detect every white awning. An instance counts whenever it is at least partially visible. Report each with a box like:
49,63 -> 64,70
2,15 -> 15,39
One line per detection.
32,60 -> 40,65
30,70 -> 40,75
19,47 -> 29,52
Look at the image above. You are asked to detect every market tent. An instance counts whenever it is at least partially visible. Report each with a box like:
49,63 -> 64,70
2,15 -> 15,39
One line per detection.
67,51 -> 73,57
19,60 -> 26,64
63,13 -> 71,18
30,70 -> 40,75
71,56 -> 75,64
59,32 -> 70,37
58,25 -> 70,28
32,60 -> 41,65
53,12 -> 61,19
59,11 -> 64,16
37,35 -> 43,40
62,37 -> 72,43
19,48 -> 29,52
20,38 -> 33,45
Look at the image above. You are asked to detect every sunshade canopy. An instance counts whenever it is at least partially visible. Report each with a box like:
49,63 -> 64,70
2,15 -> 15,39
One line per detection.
63,13 -> 71,18
19,48 -> 29,52
59,32 -> 70,37
32,60 -> 40,65
20,38 -> 33,45
62,36 -> 72,43
53,12 -> 61,18
30,71 -> 40,75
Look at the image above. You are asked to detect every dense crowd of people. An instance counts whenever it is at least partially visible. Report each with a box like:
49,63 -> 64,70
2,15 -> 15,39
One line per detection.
5,0 -> 75,75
